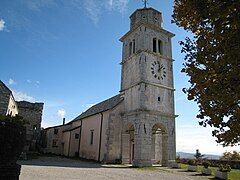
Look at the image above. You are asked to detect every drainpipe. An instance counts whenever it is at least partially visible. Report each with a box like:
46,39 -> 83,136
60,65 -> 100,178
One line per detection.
77,120 -> 82,156
98,113 -> 104,162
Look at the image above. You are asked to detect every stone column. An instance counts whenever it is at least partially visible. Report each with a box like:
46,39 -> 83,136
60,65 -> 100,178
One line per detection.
161,134 -> 168,166
132,122 -> 152,167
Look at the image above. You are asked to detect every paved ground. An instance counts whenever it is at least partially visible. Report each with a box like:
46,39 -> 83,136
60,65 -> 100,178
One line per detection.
18,156 -> 212,180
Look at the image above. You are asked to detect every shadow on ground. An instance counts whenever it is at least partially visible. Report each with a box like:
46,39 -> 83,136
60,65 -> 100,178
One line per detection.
18,155 -> 131,169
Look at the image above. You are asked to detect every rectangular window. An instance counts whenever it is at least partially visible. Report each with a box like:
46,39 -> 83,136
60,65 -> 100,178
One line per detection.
75,133 -> 79,139
54,128 -> 59,135
90,130 -> 94,145
153,38 -> 157,52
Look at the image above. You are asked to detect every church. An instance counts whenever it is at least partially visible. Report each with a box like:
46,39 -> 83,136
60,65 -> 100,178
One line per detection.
42,5 -> 176,167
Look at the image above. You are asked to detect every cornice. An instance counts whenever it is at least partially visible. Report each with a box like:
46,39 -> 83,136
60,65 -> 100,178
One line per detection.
120,80 -> 175,92
122,109 -> 178,119
120,22 -> 175,42
120,49 -> 174,65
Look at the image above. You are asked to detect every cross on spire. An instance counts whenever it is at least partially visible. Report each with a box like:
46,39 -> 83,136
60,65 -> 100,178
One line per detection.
143,0 -> 149,8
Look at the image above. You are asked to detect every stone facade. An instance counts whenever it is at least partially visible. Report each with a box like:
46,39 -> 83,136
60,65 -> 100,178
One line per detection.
17,101 -> 44,152
0,80 -> 18,116
42,7 -> 176,167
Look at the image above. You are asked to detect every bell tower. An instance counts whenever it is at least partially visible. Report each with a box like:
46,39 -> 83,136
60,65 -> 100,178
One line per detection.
120,7 -> 176,167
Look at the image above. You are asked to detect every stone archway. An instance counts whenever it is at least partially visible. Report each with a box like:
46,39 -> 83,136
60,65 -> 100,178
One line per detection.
121,123 -> 135,164
151,123 -> 168,166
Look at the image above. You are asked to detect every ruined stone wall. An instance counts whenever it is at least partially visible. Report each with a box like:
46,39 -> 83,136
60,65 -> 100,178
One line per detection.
17,101 -> 44,151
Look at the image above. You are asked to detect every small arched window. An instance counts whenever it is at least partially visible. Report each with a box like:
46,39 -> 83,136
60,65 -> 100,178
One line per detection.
153,38 -> 163,54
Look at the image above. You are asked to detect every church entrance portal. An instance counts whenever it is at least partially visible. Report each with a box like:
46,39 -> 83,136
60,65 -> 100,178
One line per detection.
122,122 -> 168,166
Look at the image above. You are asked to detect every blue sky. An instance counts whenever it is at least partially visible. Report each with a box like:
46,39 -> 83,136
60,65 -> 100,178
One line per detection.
0,0 -> 239,155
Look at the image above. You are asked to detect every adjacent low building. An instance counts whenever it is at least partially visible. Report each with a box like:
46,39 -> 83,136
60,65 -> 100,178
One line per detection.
0,80 -> 18,117
42,95 -> 123,162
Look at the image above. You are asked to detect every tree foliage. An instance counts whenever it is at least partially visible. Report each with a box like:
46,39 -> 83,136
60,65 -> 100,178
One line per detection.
172,0 -> 240,146
221,151 -> 240,160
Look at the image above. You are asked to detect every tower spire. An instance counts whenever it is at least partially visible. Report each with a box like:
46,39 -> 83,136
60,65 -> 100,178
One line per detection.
143,0 -> 148,8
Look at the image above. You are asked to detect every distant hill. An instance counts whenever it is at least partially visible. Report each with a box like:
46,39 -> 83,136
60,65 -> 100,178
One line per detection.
177,152 -> 221,160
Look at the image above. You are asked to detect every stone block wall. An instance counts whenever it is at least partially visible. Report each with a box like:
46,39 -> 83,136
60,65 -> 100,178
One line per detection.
17,101 -> 44,152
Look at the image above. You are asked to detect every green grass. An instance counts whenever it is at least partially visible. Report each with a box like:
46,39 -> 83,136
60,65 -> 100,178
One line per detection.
181,164 -> 240,180
229,169 -> 240,180
131,166 -> 158,171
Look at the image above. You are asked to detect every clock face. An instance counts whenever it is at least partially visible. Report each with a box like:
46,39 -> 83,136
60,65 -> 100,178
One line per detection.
151,60 -> 166,80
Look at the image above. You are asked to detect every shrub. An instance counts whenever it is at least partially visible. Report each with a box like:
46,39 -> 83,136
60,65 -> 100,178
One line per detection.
188,159 -> 196,166
219,164 -> 231,172
0,115 -> 26,165
202,161 -> 211,168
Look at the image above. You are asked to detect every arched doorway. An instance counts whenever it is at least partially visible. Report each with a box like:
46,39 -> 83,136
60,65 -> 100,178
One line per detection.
151,123 -> 168,166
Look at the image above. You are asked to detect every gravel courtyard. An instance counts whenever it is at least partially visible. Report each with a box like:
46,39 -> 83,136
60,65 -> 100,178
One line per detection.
18,156 -> 209,180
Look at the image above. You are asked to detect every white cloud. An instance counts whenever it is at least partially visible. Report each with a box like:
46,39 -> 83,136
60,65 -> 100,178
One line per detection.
13,91 -> 35,102
27,80 -> 32,83
106,0 -> 129,13
84,0 -> 101,24
57,109 -> 66,118
24,0 -> 57,12
0,19 -> 6,31
41,121 -> 55,128
8,78 -> 16,85
83,0 -> 129,24
108,0 -> 113,7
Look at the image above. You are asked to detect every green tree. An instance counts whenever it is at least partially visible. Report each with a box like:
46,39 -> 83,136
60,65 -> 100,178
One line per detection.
221,151 -> 240,160
172,0 -> 240,146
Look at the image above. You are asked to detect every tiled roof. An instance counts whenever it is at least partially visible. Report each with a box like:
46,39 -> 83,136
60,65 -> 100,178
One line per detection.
63,125 -> 81,132
72,94 -> 123,122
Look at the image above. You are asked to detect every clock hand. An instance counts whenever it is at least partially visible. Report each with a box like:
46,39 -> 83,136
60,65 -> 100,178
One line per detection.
158,65 -> 163,72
